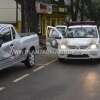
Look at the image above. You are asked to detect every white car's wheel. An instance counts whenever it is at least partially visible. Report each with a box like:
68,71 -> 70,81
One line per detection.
91,59 -> 100,64
24,48 -> 35,68
58,58 -> 64,62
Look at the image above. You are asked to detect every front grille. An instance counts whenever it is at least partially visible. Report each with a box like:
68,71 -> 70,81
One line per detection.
68,46 -> 77,49
68,45 -> 88,49
67,54 -> 89,58
80,46 -> 88,49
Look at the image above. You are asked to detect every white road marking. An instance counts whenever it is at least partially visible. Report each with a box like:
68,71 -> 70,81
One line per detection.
44,59 -> 57,66
33,66 -> 45,72
13,59 -> 57,82
33,59 -> 57,72
0,87 -> 5,91
13,74 -> 30,83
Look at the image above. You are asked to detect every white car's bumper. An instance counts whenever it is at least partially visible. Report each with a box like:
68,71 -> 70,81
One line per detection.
58,49 -> 100,59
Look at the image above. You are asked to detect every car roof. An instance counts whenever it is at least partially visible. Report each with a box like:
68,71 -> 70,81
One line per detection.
0,24 -> 13,33
0,24 -> 13,28
56,25 -> 67,27
68,25 -> 97,28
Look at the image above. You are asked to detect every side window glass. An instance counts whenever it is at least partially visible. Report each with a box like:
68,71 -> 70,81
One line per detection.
52,30 -> 59,38
3,29 -> 12,43
11,27 -> 16,39
49,29 -> 53,38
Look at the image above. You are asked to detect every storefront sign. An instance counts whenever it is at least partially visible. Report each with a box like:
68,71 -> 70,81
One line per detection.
36,2 -> 52,14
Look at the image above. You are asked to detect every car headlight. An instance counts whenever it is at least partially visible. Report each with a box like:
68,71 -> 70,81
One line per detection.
60,45 -> 67,49
90,44 -> 97,49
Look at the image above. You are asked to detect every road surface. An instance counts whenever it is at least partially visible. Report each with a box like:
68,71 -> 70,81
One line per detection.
0,54 -> 100,100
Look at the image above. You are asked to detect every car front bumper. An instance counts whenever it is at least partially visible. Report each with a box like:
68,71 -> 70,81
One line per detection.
57,49 -> 100,59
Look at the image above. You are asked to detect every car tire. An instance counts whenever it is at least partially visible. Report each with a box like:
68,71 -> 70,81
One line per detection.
58,58 -> 64,62
24,48 -> 35,68
92,59 -> 100,64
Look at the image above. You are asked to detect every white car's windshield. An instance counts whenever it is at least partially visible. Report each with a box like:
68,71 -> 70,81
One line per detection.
65,27 -> 98,38
56,27 -> 66,37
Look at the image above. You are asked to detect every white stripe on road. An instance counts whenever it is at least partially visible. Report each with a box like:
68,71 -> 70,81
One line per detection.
13,74 -> 30,83
0,87 -> 5,91
33,66 -> 45,72
44,59 -> 57,66
33,59 -> 57,72
14,59 -> 57,82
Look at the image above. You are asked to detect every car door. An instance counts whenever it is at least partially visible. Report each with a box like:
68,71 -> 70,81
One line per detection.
46,26 -> 62,54
10,27 -> 24,59
11,27 -> 26,61
0,27 -> 17,69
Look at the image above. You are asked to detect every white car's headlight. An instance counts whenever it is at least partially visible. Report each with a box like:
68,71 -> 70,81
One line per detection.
60,45 -> 67,49
90,44 -> 97,49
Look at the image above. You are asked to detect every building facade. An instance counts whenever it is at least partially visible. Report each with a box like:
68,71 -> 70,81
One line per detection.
0,0 -> 21,31
36,0 -> 68,36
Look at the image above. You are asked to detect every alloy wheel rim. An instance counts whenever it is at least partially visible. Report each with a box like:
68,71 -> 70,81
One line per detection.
29,51 -> 35,66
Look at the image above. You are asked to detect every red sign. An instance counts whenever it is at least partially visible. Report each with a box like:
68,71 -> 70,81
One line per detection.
36,2 -> 52,14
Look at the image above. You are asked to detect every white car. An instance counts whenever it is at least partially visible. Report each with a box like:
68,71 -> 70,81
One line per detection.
0,24 -> 39,70
46,22 -> 100,61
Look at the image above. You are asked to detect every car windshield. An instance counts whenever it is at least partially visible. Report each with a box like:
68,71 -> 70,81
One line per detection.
65,27 -> 98,38
56,27 -> 66,37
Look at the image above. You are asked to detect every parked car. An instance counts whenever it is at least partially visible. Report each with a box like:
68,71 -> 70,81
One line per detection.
46,21 -> 100,61
0,24 -> 39,70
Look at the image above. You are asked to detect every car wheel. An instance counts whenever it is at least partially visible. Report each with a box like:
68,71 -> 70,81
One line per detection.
58,58 -> 64,62
24,49 -> 35,68
92,59 -> 100,64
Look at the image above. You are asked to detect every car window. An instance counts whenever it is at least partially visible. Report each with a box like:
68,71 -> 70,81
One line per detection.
56,27 -> 66,36
3,30 -> 12,43
49,29 -> 59,38
0,27 -> 12,43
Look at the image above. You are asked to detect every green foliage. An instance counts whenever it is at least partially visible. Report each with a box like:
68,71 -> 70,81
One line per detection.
69,0 -> 100,22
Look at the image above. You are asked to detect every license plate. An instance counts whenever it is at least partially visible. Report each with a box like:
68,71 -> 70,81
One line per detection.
73,51 -> 82,55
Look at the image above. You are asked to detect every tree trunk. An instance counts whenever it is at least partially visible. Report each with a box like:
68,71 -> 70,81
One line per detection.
20,0 -> 38,33
21,0 -> 26,32
70,0 -> 75,21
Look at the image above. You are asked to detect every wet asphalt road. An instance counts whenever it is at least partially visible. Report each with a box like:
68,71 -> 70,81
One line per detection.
0,54 -> 100,100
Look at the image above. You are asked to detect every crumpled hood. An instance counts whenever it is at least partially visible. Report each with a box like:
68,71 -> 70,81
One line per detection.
60,38 -> 98,46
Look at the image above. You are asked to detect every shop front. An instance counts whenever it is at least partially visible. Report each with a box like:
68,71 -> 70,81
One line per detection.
39,13 -> 65,35
36,2 -> 68,36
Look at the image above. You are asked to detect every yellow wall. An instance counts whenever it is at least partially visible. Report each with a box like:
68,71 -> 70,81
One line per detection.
40,14 -> 65,36
16,21 -> 21,32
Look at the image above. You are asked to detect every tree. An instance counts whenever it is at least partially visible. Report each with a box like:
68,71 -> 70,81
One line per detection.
15,0 -> 38,33
69,0 -> 97,21
70,0 -> 80,21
